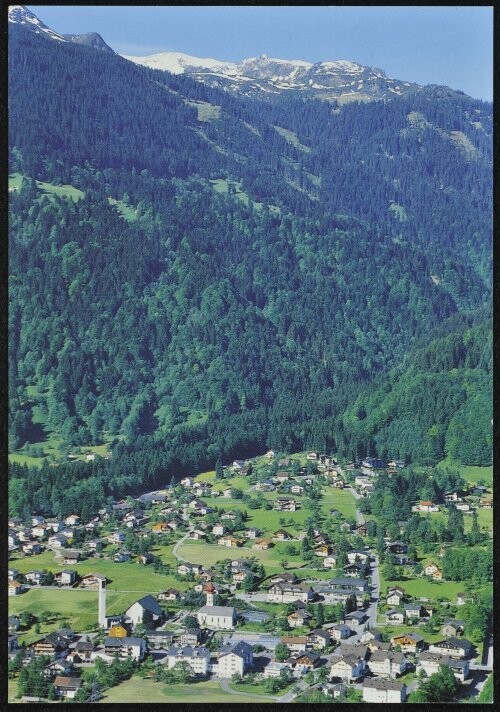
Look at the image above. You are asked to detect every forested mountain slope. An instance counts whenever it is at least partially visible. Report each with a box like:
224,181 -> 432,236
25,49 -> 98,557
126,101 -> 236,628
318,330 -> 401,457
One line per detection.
8,10 -> 492,483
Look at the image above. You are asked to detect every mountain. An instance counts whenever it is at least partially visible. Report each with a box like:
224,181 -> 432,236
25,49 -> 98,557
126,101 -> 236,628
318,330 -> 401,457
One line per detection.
62,32 -> 115,54
8,7 -> 492,486
122,51 -> 420,102
8,6 -> 114,53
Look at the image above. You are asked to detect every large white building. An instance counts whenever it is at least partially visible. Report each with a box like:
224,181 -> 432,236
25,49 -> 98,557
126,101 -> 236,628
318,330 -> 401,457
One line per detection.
215,641 -> 253,678
165,645 -> 210,675
125,595 -> 164,627
267,582 -> 314,604
362,678 -> 407,703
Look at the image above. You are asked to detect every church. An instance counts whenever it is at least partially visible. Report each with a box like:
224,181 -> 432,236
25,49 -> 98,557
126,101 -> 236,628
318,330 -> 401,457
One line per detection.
197,582 -> 237,630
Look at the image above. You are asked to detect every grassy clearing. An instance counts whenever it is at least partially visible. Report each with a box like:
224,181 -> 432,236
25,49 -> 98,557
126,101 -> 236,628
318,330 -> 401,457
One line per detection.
437,459 -> 493,486
273,126 -> 311,153
185,100 -> 222,122
9,173 -> 84,202
9,548 -> 186,595
100,676 -> 272,703
108,197 -> 137,222
376,623 -> 446,644
8,588 -> 143,640
378,570 -> 464,602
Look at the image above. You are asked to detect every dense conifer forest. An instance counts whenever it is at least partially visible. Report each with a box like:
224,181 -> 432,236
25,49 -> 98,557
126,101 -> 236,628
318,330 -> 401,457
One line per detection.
8,18 -> 492,517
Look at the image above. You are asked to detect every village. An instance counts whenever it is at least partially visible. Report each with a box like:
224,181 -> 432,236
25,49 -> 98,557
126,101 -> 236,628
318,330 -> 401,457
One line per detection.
7,451 -> 493,703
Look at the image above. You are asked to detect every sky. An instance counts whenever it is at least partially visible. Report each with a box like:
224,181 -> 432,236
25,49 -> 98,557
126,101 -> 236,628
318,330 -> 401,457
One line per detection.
26,5 -> 493,101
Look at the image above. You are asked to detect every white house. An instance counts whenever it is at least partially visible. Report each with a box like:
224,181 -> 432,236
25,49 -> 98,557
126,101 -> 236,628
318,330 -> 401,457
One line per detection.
366,650 -> 409,678
267,582 -> 314,604
362,678 -> 407,703
330,654 -> 366,682
216,641 -> 253,678
103,636 -> 146,661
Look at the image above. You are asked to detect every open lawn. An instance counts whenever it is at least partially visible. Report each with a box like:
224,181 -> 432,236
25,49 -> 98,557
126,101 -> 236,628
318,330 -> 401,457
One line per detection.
9,549 -> 188,595
108,197 -> 138,222
185,100 -> 222,122
379,570 -> 465,602
8,588 -> 144,642
376,623 -> 446,644
100,676 -> 273,703
176,540 -> 301,572
320,488 -> 358,520
273,126 -> 311,153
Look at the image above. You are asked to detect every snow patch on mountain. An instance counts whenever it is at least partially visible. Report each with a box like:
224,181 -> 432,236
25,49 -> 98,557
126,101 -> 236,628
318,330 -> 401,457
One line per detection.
8,5 -> 67,42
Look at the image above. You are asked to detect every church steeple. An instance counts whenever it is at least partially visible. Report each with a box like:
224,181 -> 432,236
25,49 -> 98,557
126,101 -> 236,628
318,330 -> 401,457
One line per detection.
204,581 -> 216,607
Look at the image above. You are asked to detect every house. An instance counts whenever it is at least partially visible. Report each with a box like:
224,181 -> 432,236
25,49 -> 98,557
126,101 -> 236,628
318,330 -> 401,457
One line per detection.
361,457 -> 387,469
282,636 -> 308,653
307,629 -> 331,650
360,628 -> 383,645
113,550 -> 131,563
390,632 -> 425,654
220,511 -> 237,521
197,605 -> 237,630
367,650 -> 409,678
216,641 -> 253,678
107,532 -> 126,545
151,522 -> 171,534
428,638 -> 473,659
55,570 -> 77,586
177,563 -> 203,576
69,640 -> 96,663
344,611 -> 367,630
255,480 -> 275,491
8,568 -> 20,581
423,562 -> 443,580
386,587 -> 405,606
441,620 -> 465,637
306,452 -> 318,460
272,529 -> 292,541
323,555 -> 338,569
329,577 -> 368,593
180,477 -> 195,487
276,471 -> 290,482
165,645 -> 210,675
8,580 -> 25,596
64,515 -> 81,527
8,616 -> 21,633
290,484 -> 304,494
25,570 -> 44,585
287,610 -> 312,628
330,654 -> 366,683
62,551 -> 81,566
417,652 -> 470,682
80,573 -> 107,589
125,596 -> 164,627
404,603 -> 423,621
290,651 -> 320,672
386,541 -> 408,555
269,572 -> 299,585
212,524 -> 225,536
31,515 -> 45,526
108,623 -> 131,638
158,588 -> 180,602
180,628 -> 202,647
252,538 -> 273,550
48,534 -> 68,548
267,582 -> 314,604
264,661 -> 291,678
347,550 -> 370,564
344,562 -> 365,577
217,536 -> 242,548
354,523 -> 369,537
274,498 -> 298,512
315,544 -> 330,557
31,525 -> 48,539
188,530 -> 206,541
244,527 -> 261,539
53,676 -> 83,700
144,630 -> 174,649
330,624 -> 351,641
386,609 -> 405,625
32,631 -> 74,657
103,636 -> 146,661
479,497 -> 493,508
456,592 -> 473,606
362,678 -> 407,703
455,502 -> 471,512
417,501 -> 439,513
22,542 -> 43,555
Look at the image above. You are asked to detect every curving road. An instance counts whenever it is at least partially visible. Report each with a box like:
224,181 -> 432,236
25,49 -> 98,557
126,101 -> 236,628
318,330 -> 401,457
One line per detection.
172,526 -> 194,563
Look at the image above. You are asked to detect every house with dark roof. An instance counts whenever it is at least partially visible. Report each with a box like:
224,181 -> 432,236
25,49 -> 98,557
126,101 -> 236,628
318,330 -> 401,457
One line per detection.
428,638 -> 473,659
125,595 -> 164,627
104,636 -> 146,661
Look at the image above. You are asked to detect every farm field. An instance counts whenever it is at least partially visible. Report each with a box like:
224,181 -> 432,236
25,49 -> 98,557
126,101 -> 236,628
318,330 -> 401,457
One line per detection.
436,459 -> 493,486
100,676 -> 273,704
